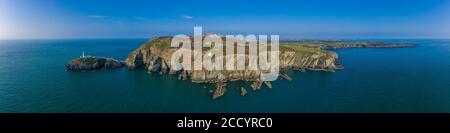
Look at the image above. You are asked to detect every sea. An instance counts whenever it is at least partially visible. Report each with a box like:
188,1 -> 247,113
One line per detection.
0,39 -> 449,113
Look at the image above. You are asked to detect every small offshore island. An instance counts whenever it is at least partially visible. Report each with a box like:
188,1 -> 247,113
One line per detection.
66,53 -> 124,71
66,37 -> 415,99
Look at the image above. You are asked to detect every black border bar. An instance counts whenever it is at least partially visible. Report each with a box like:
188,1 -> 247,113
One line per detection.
0,113 -> 450,130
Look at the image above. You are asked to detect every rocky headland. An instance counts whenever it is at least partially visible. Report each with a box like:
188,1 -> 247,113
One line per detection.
67,37 -> 416,99
124,36 -> 343,99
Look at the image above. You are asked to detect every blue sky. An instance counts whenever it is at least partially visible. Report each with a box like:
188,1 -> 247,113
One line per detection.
0,0 -> 449,39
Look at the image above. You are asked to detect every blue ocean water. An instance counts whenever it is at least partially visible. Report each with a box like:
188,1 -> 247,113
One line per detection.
0,39 -> 449,113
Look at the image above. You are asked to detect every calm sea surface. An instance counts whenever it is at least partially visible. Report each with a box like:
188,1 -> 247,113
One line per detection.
0,39 -> 449,112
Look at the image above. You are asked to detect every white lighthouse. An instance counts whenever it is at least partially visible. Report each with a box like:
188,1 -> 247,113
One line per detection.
81,51 -> 85,58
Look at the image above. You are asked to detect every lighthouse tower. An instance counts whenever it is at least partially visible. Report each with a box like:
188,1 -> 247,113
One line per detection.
81,51 -> 85,58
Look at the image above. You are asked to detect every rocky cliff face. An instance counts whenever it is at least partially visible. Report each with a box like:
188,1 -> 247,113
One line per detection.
67,57 -> 123,71
125,37 -> 176,74
126,37 -> 341,82
125,37 -> 341,99
279,45 -> 341,71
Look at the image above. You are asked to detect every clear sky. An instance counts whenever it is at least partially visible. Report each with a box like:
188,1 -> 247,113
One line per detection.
0,0 -> 449,39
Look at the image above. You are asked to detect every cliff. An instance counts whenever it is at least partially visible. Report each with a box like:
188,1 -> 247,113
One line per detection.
126,37 -> 341,82
125,36 -> 341,99
66,57 -> 123,71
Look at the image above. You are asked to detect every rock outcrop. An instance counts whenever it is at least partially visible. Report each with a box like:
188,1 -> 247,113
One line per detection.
66,57 -> 123,71
240,87 -> 248,96
251,81 -> 263,91
212,82 -> 227,99
264,82 -> 273,89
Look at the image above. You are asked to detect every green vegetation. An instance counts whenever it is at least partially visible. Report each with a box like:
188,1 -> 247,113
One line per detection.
280,40 -> 416,49
151,36 -> 172,47
280,45 -> 321,54
71,57 -> 99,65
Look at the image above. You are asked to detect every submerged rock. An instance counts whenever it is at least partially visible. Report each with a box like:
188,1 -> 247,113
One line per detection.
240,87 -> 248,96
66,57 -> 123,71
280,73 -> 293,81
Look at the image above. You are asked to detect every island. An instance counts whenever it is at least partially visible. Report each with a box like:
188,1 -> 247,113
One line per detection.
66,53 -> 124,71
67,37 -> 416,99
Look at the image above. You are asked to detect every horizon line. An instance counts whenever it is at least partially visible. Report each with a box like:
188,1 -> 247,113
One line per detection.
1,37 -> 450,41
